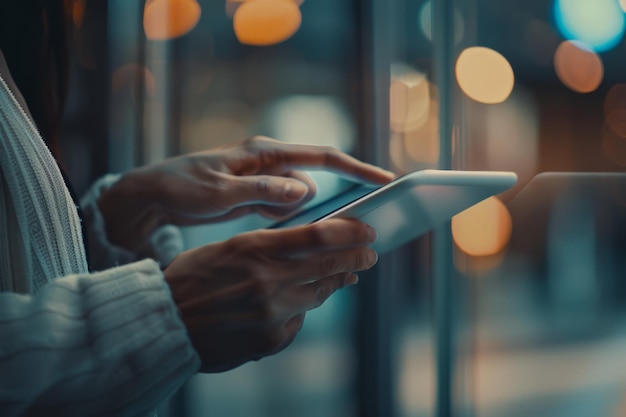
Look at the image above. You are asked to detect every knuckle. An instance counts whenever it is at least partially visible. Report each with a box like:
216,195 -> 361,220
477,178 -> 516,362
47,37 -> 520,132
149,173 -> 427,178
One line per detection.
314,282 -> 334,308
314,285 -> 332,308
260,328 -> 285,354
256,177 -> 271,195
256,299 -> 279,322
308,222 -> 330,245
353,249 -> 366,270
249,272 -> 274,300
319,255 -> 339,276
228,234 -> 252,254
243,136 -> 261,149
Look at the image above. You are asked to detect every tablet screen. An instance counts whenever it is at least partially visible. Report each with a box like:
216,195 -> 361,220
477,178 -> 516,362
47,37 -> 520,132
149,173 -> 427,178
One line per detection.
269,183 -> 380,228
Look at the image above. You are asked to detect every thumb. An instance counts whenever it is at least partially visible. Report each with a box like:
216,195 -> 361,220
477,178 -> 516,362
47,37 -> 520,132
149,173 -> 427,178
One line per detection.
226,175 -> 309,207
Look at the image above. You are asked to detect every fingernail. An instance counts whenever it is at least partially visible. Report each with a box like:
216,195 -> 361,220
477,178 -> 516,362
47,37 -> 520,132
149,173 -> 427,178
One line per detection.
367,226 -> 378,243
366,249 -> 378,267
284,182 -> 308,201
379,168 -> 396,179
346,273 -> 359,286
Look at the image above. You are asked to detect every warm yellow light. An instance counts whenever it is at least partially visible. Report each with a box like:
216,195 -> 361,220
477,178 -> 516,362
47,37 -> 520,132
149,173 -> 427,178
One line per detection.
554,41 -> 603,93
455,47 -> 515,104
402,99 -> 440,164
143,0 -> 202,40
227,0 -> 304,17
233,0 -> 302,46
390,70 -> 430,132
621,0 -> 626,12
452,197 -> 512,257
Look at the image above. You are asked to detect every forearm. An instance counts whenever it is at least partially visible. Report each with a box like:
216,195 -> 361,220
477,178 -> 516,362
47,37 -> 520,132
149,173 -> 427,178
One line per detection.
0,259 -> 200,416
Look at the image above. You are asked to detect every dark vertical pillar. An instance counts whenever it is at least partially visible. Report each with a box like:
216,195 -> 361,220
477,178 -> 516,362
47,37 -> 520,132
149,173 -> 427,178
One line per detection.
433,0 -> 457,416
353,0 -> 396,416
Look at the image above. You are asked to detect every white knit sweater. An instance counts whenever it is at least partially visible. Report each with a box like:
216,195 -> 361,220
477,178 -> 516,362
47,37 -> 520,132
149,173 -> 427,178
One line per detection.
0,72 -> 200,416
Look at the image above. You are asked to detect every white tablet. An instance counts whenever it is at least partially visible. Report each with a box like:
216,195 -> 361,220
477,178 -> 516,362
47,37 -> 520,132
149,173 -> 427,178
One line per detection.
271,169 -> 518,253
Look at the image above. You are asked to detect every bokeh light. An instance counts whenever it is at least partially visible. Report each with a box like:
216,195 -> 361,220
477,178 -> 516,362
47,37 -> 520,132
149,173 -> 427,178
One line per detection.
452,197 -> 512,257
604,84 -> 626,115
263,95 -> 356,152
418,1 -> 464,44
73,0 -> 86,28
606,110 -> 626,138
622,0 -> 626,12
402,99 -> 440,165
554,41 -> 603,93
233,0 -> 302,46
227,0 -> 304,17
390,65 -> 430,132
112,64 -> 157,99
455,47 -> 515,104
482,89 -> 539,183
554,0 -> 625,52
604,84 -> 626,137
602,123 -> 626,167
144,0 -> 202,40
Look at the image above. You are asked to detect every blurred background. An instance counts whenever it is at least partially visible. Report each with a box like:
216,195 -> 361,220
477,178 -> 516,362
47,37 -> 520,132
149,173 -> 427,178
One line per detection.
62,0 -> 626,416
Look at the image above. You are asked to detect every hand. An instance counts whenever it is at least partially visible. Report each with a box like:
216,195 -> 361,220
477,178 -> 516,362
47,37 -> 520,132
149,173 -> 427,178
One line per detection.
164,219 -> 378,372
99,136 -> 394,253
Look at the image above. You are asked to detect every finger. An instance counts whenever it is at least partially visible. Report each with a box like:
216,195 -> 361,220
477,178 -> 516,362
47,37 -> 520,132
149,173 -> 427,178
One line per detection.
239,219 -> 377,255
225,174 -> 310,208
255,170 -> 317,218
248,136 -> 396,184
282,272 -> 359,314
276,248 -> 377,286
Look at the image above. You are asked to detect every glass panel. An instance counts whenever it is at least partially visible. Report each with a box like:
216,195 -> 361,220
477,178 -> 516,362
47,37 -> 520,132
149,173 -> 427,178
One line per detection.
451,1 -> 626,416
387,1 -> 439,416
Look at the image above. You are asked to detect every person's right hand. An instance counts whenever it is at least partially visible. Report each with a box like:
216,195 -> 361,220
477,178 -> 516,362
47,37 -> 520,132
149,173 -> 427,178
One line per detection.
164,219 -> 378,373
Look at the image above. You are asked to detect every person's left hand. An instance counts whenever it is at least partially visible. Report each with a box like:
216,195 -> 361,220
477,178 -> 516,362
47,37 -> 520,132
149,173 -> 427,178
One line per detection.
98,136 -> 394,253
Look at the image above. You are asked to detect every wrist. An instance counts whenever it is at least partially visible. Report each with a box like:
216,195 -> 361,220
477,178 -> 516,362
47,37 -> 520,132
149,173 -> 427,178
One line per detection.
97,169 -> 166,254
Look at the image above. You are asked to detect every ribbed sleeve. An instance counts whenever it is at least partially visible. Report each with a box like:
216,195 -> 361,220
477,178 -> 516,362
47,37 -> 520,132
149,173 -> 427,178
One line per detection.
81,174 -> 185,271
0,259 -> 201,417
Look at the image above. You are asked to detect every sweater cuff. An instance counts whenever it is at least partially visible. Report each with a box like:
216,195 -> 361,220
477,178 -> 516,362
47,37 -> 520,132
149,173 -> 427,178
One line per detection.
29,259 -> 202,414
59,258 -> 201,369
81,174 -> 185,270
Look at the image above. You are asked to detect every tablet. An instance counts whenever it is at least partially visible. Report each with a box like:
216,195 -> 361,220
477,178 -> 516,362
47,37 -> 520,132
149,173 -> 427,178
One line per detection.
271,169 -> 518,253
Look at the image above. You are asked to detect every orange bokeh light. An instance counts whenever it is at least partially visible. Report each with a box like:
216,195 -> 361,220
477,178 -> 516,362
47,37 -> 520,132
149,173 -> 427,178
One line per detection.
602,123 -> 626,167
390,72 -> 430,133
73,0 -> 86,28
112,64 -> 157,99
452,197 -> 512,257
606,109 -> 626,138
402,99 -> 440,165
227,0 -> 304,17
604,84 -> 626,115
233,0 -> 302,46
455,47 -> 515,104
143,0 -> 202,40
554,41 -> 603,93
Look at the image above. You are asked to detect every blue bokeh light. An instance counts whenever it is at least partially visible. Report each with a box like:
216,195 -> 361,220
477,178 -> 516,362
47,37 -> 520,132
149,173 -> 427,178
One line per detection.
554,0 -> 626,52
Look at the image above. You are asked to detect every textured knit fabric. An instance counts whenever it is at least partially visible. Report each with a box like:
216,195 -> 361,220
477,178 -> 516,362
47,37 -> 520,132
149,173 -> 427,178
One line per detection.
0,72 -> 200,416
